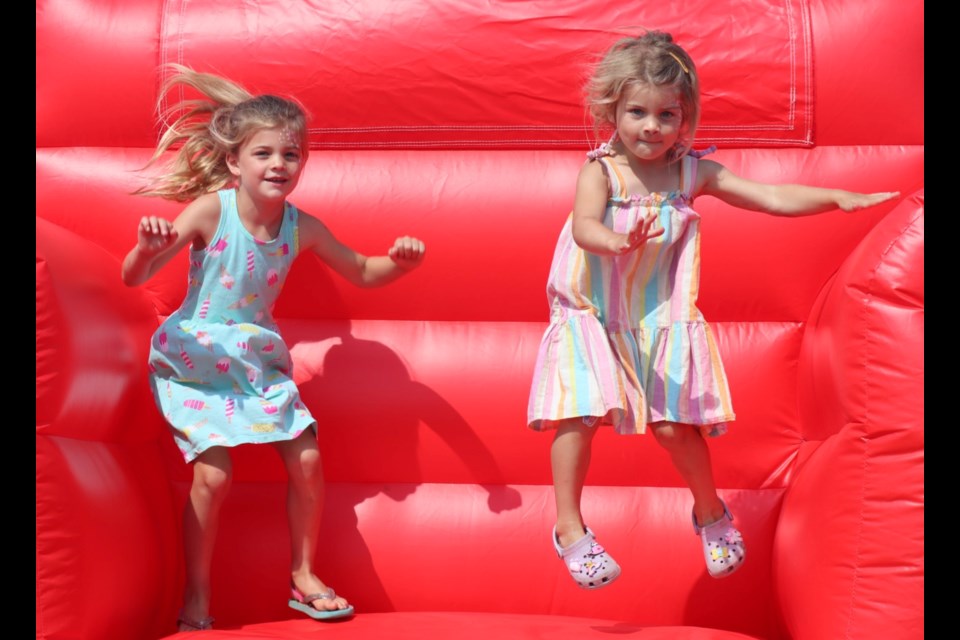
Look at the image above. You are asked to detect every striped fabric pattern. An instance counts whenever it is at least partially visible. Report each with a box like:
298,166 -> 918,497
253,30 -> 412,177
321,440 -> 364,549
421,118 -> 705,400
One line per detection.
527,154 -> 734,436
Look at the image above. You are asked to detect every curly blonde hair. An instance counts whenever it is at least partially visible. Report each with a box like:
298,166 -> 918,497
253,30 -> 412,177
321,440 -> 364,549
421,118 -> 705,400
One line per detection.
586,31 -> 700,162
134,64 -> 310,202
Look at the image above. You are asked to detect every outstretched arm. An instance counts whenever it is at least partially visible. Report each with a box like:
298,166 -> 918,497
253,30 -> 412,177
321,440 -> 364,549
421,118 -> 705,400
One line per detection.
571,160 -> 664,255
299,213 -> 425,287
121,193 -> 221,286
696,159 -> 900,216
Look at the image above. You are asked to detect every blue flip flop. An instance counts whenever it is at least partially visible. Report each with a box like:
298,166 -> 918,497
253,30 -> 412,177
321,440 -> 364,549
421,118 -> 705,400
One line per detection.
288,583 -> 355,620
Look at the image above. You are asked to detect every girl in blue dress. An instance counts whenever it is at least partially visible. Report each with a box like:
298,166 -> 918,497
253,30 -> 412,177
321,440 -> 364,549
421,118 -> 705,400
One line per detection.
121,64 -> 426,631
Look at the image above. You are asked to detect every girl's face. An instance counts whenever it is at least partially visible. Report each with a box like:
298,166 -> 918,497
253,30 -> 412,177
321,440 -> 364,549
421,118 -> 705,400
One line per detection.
613,83 -> 684,163
227,126 -> 305,203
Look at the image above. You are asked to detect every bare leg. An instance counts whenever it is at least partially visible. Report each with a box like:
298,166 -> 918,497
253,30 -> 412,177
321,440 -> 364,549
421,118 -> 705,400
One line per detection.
650,422 -> 725,525
180,446 -> 233,631
551,419 -> 599,547
272,429 -> 350,612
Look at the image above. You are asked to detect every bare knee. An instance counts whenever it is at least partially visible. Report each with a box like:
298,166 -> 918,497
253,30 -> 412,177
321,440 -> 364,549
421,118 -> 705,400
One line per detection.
283,443 -> 324,494
553,418 -> 599,445
292,446 -> 323,482
651,422 -> 699,453
191,456 -> 233,500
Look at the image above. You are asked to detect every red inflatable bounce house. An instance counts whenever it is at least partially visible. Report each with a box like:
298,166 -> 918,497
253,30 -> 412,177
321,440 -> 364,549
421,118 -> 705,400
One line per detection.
37,1 -> 923,638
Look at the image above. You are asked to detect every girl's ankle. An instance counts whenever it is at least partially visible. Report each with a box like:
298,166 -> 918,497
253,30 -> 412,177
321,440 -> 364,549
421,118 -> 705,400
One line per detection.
554,522 -> 588,548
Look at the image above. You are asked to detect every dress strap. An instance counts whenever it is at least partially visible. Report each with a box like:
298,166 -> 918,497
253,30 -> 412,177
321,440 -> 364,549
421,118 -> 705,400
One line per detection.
597,156 -> 628,200
212,188 -> 238,240
681,145 -> 717,199
283,200 -> 300,256
587,132 -> 626,199
680,155 -> 695,197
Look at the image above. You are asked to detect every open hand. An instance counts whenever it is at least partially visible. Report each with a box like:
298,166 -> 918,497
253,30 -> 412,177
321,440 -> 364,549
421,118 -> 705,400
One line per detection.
838,191 -> 900,212
616,210 -> 665,254
387,236 -> 426,270
137,216 -> 179,256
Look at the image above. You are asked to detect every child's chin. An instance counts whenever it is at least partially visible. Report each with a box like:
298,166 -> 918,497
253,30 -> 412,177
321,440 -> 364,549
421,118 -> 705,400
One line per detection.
634,142 -> 664,154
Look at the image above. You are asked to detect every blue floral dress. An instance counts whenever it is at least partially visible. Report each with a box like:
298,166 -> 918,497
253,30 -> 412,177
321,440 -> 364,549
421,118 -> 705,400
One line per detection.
148,189 -> 316,462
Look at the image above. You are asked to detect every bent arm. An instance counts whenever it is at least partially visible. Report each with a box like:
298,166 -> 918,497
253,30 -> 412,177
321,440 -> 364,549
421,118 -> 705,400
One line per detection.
571,161 -> 626,255
697,159 -> 900,216
299,213 -> 425,288
571,161 -> 663,255
121,193 -> 220,286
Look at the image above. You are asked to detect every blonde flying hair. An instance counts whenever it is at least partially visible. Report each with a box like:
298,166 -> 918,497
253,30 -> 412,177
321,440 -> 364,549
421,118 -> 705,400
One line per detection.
135,64 -> 310,202
586,31 -> 700,162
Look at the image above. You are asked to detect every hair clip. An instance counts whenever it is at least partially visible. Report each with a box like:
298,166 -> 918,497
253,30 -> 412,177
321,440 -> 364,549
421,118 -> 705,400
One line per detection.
667,51 -> 689,74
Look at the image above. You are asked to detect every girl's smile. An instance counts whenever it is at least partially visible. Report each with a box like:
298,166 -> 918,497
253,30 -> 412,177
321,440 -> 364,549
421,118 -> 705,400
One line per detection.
228,126 -> 304,202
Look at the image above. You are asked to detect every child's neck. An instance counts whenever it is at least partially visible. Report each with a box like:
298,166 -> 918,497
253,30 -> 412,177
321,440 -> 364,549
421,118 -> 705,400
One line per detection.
234,188 -> 285,241
616,151 -> 680,196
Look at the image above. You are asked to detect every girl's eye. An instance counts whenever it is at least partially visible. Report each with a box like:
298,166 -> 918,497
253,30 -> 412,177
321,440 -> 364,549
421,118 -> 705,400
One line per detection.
285,153 -> 301,161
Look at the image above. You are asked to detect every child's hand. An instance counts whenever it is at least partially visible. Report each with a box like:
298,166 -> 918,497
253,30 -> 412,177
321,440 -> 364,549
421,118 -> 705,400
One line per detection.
137,216 -> 179,256
837,191 -> 900,212
616,210 -> 665,254
387,236 -> 426,270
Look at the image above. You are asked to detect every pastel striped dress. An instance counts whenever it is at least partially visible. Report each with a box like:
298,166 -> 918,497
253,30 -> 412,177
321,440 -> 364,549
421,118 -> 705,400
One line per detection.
527,152 -> 734,437
148,189 -> 317,462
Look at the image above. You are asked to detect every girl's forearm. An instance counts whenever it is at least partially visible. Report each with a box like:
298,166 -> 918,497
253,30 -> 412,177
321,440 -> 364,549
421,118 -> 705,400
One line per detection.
357,255 -> 409,287
761,185 -> 848,217
571,217 -> 624,256
121,247 -> 158,287
767,185 -> 900,216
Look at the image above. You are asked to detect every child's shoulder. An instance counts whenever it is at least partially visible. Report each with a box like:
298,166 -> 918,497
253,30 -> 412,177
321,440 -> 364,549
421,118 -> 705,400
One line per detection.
294,206 -> 320,226
170,192 -> 224,249
579,156 -> 609,174
196,190 -> 225,208
575,156 -> 612,195
294,208 -> 333,248
177,191 -> 222,225
693,157 -> 723,172
590,150 -> 638,182
690,157 -> 726,197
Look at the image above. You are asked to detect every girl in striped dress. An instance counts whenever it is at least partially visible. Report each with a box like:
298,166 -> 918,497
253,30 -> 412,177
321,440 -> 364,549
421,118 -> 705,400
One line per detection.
527,31 -> 899,587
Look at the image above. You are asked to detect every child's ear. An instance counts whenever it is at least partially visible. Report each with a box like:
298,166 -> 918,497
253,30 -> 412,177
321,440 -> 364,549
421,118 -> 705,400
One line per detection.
226,153 -> 241,177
